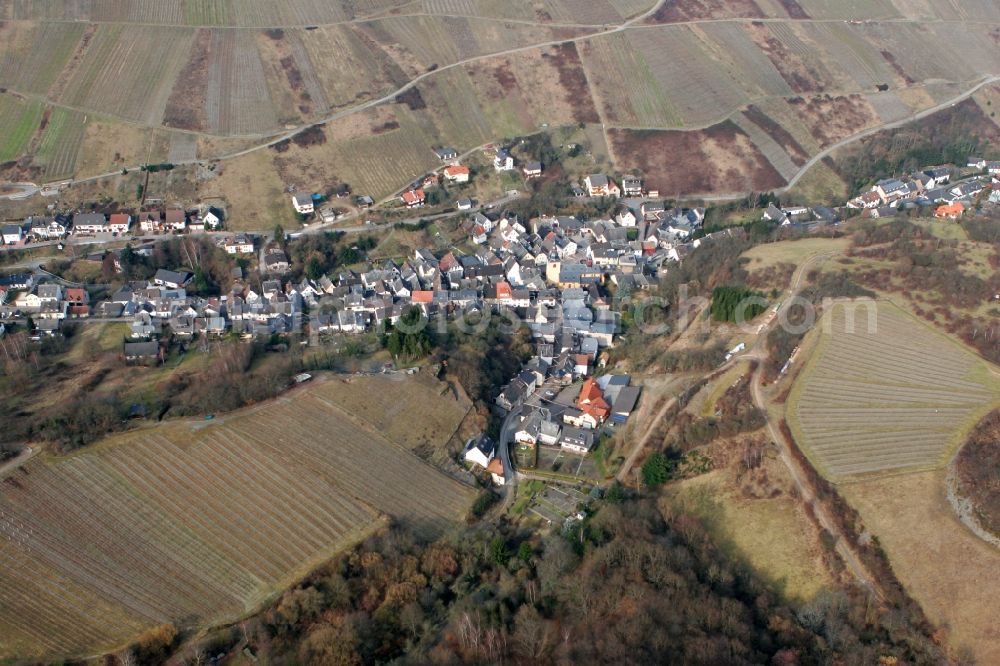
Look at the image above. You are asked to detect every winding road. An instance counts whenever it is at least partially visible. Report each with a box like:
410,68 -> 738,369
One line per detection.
2,0 -> 996,207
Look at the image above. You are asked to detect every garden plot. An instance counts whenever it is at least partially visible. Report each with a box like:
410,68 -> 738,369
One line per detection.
0,376 -> 473,663
788,301 -> 1000,480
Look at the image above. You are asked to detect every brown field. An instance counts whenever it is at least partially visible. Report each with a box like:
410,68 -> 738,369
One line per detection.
787,94 -> 879,148
841,471 -> 1000,664
0,374 -> 474,662
309,372 -> 472,454
163,28 -> 213,131
609,122 -> 786,196
648,0 -> 765,22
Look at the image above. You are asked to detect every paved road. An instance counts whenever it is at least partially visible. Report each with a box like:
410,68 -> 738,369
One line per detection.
498,406 -> 522,494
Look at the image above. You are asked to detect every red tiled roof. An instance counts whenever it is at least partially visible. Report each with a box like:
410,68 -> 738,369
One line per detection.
401,189 -> 425,205
411,290 -> 433,303
109,213 -> 130,225
496,282 -> 512,299
444,166 -> 470,177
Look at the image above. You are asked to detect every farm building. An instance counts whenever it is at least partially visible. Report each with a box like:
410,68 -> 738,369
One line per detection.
611,386 -> 641,424
434,147 -> 458,161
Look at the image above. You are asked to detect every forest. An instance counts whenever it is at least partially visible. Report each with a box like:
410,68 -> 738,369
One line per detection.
162,492 -> 944,665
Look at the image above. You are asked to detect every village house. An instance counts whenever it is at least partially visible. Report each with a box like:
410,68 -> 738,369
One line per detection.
292,194 -> 314,214
443,165 -> 470,183
621,176 -> 642,197
575,377 -> 610,427
494,149 -> 515,172
401,188 -> 426,208
224,234 -> 255,254
486,458 -> 505,486
153,269 -> 193,289
164,209 -> 186,232
463,434 -> 495,468
108,213 -> 132,234
2,224 -> 23,245
584,174 -> 621,198
137,210 -> 162,232
560,426 -> 594,454
264,249 -> 290,274
522,162 -> 542,179
27,216 -> 67,239
935,202 -> 965,220
123,341 -> 161,364
72,212 -> 108,234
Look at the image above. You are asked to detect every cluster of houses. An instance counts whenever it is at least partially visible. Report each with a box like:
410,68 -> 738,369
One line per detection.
0,265 -> 306,347
398,146 -> 544,210
464,373 -> 641,484
845,160 -> 1000,220
0,207 -> 224,247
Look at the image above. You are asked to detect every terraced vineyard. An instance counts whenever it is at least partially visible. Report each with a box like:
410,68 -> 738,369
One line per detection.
787,301 -> 1000,479
0,376 -> 474,662
33,107 -> 88,180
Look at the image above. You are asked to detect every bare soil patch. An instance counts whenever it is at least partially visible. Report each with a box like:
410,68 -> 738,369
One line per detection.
880,49 -> 915,85
787,93 -> 877,148
776,0 -> 810,19
549,42 -> 600,124
747,22 -> 825,93
163,28 -> 212,131
609,121 -> 786,195
650,0 -> 764,22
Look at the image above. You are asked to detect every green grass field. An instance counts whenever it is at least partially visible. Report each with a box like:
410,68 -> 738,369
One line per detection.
0,97 -> 43,161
